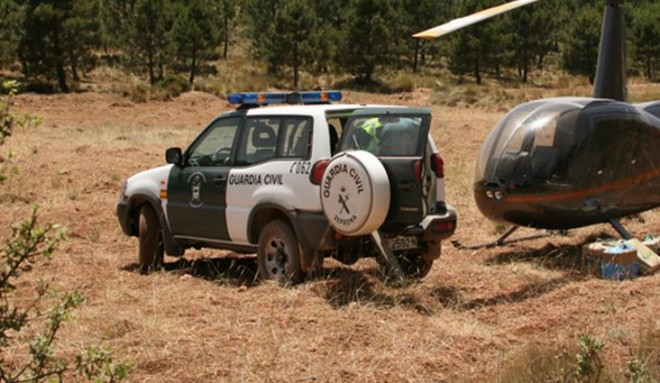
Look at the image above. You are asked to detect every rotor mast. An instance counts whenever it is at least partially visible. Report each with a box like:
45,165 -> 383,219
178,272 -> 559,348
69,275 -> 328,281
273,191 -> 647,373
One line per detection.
593,0 -> 627,101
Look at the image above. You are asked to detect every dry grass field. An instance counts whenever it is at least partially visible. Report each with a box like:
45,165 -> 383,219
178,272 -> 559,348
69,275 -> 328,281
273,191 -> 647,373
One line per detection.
2,84 -> 659,382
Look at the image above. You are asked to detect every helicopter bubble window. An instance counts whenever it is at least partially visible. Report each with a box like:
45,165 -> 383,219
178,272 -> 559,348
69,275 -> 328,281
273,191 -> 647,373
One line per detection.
475,101 -> 543,181
475,99 -> 586,185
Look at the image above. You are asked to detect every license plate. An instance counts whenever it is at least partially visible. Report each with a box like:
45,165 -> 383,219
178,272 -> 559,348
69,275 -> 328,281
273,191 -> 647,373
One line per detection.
385,236 -> 418,250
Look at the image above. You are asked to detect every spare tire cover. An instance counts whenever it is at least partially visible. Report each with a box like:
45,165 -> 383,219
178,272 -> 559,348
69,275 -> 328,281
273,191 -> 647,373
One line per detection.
320,150 -> 391,236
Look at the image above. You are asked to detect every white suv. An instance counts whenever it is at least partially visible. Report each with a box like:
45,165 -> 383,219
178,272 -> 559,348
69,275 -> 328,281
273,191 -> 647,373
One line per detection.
117,91 -> 456,282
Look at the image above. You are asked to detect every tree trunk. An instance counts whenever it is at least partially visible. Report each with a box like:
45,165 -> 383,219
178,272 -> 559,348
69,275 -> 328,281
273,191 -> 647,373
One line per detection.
223,14 -> 229,59
147,51 -> 155,85
293,41 -> 299,88
69,45 -> 80,82
412,39 -> 420,73
189,49 -> 197,85
522,50 -> 529,83
52,21 -> 69,92
474,57 -> 481,85
158,53 -> 164,82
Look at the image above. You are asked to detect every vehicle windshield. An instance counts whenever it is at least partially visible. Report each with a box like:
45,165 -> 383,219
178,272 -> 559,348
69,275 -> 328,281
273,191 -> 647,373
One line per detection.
339,113 -> 429,156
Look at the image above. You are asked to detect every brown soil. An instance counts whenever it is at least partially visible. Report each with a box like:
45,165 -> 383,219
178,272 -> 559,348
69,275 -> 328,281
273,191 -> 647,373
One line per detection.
2,87 -> 659,382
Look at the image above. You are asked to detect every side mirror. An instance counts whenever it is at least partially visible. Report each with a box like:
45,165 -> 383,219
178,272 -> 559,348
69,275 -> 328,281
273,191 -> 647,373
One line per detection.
165,147 -> 183,165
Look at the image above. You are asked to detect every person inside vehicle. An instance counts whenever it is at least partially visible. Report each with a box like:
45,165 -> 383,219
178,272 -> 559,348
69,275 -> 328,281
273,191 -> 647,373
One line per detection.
353,117 -> 382,154
378,117 -> 420,156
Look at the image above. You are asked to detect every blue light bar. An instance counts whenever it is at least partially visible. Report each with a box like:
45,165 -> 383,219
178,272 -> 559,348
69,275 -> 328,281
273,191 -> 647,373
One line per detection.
227,91 -> 342,106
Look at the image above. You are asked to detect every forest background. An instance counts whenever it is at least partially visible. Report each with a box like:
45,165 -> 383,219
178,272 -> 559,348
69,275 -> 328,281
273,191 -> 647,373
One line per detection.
0,0 -> 658,97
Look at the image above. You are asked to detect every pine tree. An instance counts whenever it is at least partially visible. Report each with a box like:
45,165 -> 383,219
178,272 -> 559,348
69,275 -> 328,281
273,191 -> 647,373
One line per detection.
402,0 -> 456,72
631,1 -> 660,80
243,0 -> 282,75
340,0 -> 404,82
131,0 -> 174,85
560,4 -> 601,82
63,0 -> 101,81
17,0 -> 100,92
220,0 -> 238,60
171,0 -> 222,85
102,0 -> 174,85
0,0 -> 22,69
272,0 -> 317,88
309,0 -> 344,75
447,0 -> 508,84
507,0 -> 557,82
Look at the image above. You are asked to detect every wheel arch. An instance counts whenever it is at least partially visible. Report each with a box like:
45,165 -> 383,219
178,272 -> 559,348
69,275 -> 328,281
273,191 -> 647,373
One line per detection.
247,202 -> 317,255
247,203 -> 296,244
126,194 -> 184,256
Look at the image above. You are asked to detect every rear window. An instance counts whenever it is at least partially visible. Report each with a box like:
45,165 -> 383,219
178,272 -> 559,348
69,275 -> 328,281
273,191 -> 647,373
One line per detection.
340,114 -> 429,156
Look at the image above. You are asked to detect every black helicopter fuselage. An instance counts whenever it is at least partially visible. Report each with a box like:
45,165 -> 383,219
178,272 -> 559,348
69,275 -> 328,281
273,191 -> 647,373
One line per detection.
472,0 -> 659,231
474,98 -> 660,229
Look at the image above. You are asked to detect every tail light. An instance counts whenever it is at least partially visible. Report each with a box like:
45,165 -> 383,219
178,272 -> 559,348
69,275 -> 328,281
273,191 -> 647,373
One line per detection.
431,153 -> 444,178
432,220 -> 455,233
413,160 -> 423,184
310,159 -> 330,185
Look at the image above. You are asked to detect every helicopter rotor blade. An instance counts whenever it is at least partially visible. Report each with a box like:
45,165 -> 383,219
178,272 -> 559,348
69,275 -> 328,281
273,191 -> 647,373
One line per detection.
413,0 -> 542,39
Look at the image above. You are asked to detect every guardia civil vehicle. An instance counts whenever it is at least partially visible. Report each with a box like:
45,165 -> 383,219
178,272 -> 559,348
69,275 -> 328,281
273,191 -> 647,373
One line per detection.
116,91 -> 456,282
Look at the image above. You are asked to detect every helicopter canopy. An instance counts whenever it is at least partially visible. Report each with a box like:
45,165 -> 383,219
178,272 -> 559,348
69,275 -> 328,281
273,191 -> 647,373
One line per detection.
475,99 -> 592,188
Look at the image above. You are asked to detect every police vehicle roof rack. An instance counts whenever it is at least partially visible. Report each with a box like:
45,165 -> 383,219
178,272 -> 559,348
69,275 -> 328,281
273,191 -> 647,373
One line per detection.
228,91 -> 342,110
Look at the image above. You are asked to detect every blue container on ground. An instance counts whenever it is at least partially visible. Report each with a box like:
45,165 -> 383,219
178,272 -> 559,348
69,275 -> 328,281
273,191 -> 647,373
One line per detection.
600,262 -> 639,280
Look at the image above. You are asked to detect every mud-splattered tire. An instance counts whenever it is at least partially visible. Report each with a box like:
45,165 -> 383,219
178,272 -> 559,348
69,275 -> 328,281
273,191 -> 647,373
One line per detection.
138,205 -> 164,274
400,255 -> 434,279
257,220 -> 304,284
378,253 -> 434,280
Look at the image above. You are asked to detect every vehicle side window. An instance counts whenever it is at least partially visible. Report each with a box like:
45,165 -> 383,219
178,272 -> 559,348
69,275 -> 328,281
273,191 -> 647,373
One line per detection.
237,118 -> 281,165
236,117 -> 312,165
187,117 -> 240,167
280,118 -> 312,158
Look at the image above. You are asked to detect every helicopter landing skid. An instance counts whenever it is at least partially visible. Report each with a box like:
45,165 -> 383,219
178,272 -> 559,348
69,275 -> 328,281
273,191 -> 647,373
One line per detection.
451,226 -> 560,250
609,219 -> 632,240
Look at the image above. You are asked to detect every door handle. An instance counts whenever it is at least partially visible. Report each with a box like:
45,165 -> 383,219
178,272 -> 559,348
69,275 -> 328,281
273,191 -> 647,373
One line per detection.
214,175 -> 227,185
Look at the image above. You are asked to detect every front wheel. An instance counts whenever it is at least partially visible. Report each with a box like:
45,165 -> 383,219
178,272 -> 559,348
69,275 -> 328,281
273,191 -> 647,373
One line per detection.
257,220 -> 304,284
138,205 -> 164,274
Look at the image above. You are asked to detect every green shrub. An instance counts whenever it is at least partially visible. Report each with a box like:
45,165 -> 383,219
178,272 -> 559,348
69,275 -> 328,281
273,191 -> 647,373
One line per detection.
0,208 -> 131,382
158,74 -> 191,98
1,81 -> 130,382
1,81 -> 40,183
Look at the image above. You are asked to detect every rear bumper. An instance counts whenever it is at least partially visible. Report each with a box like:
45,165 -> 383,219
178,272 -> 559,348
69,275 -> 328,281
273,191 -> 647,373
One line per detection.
420,204 -> 457,242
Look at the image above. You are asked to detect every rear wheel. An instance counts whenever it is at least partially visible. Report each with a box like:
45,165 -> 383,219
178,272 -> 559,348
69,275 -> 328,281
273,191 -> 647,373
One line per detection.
378,253 -> 434,279
257,220 -> 304,284
138,205 -> 164,274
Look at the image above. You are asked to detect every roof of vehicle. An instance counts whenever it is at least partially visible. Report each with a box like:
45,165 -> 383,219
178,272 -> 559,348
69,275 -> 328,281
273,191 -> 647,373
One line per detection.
222,91 -> 429,119
244,103 -> 404,116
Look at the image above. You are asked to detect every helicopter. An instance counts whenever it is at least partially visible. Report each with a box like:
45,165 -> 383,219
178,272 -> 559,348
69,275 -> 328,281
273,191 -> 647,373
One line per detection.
414,0 -> 660,248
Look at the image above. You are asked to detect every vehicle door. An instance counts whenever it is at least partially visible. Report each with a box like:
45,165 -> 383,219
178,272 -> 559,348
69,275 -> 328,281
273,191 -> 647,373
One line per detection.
166,115 -> 242,241
339,108 -> 432,230
224,115 -> 314,243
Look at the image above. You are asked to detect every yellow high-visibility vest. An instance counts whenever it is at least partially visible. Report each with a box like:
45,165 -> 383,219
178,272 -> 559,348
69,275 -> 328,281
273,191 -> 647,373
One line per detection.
359,118 -> 382,153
